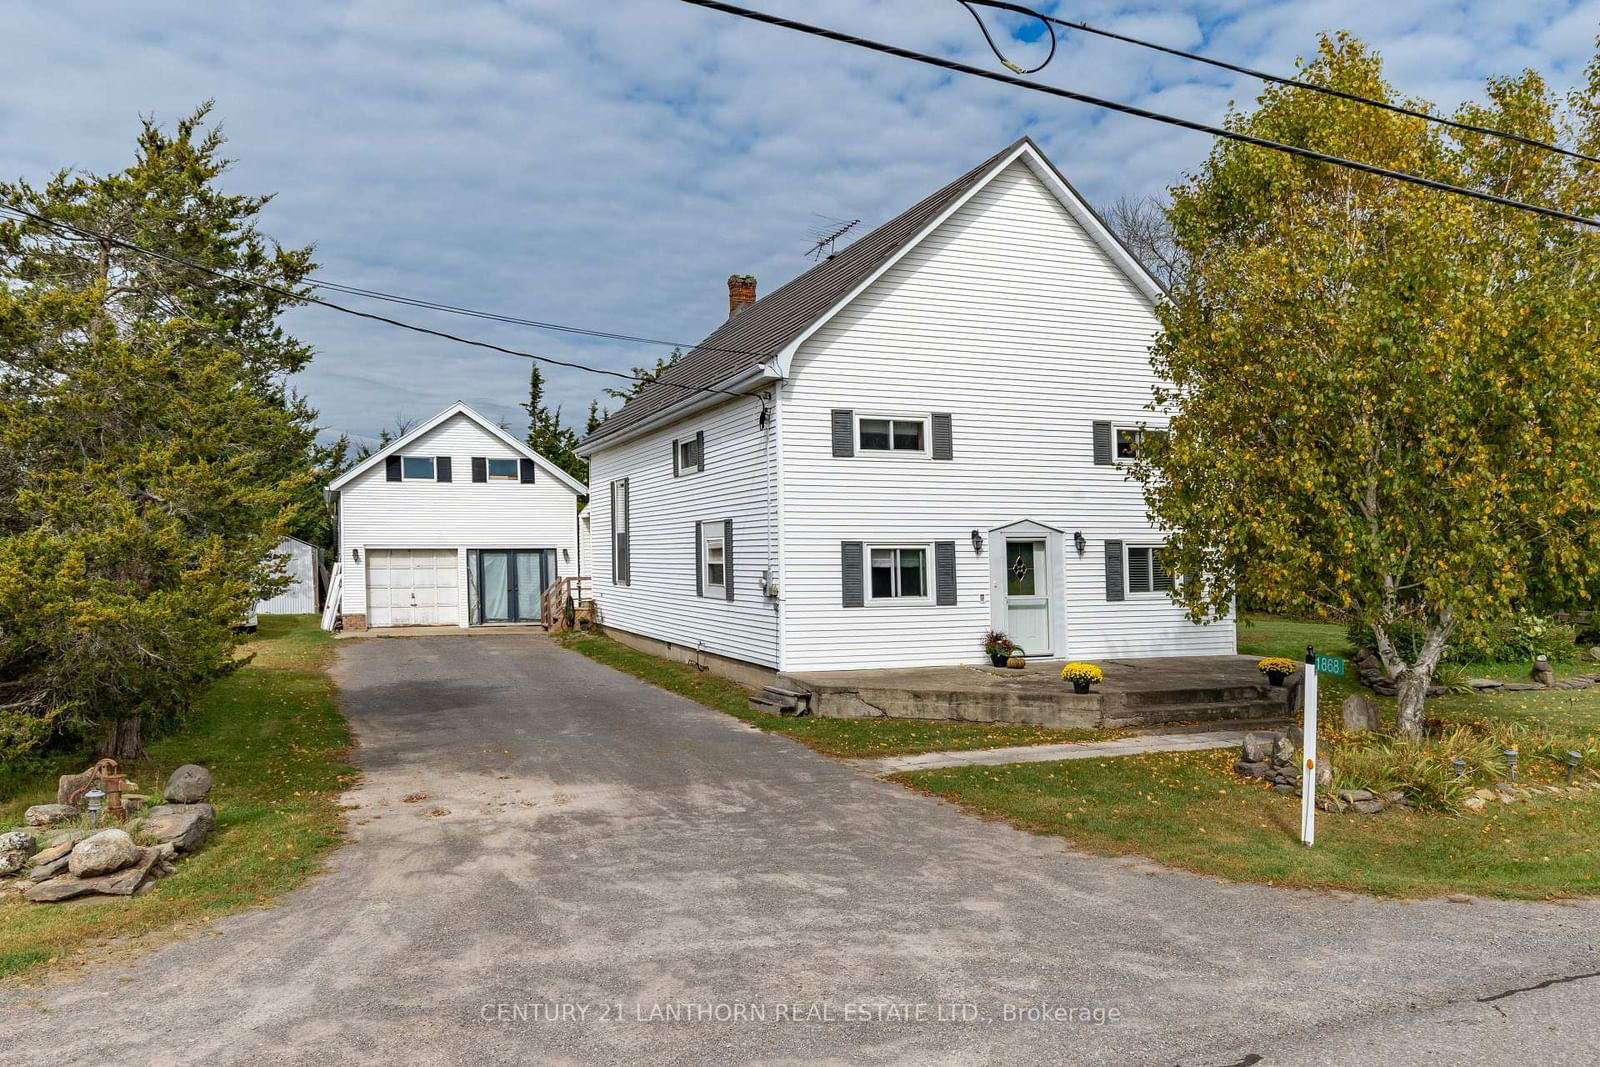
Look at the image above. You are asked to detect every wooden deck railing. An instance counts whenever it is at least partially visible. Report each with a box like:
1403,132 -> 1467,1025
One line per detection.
541,576 -> 594,632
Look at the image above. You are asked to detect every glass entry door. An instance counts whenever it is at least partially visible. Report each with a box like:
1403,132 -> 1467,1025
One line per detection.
477,550 -> 548,623
1004,538 -> 1050,656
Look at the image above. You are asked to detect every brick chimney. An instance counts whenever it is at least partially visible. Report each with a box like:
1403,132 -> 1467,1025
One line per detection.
727,274 -> 757,318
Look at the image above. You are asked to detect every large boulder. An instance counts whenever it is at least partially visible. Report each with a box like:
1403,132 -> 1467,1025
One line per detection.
141,803 -> 215,853
56,767 -> 97,807
26,847 -> 159,902
1341,694 -> 1379,733
164,764 -> 213,804
0,830 -> 37,857
24,804 -> 79,828
68,829 -> 139,877
1532,656 -> 1555,687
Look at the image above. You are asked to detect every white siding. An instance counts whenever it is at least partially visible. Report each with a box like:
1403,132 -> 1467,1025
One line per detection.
339,413 -> 582,626
256,537 -> 320,615
778,159 -> 1234,671
587,396 -> 780,667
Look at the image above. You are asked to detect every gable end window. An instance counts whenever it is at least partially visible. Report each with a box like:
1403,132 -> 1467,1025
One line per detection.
486,458 -> 518,481
858,416 -> 926,454
867,545 -> 929,602
1126,544 -> 1174,595
1114,425 -> 1168,465
401,455 -> 436,481
675,432 -> 705,475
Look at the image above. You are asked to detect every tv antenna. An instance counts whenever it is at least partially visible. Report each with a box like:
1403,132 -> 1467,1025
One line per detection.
805,214 -> 860,260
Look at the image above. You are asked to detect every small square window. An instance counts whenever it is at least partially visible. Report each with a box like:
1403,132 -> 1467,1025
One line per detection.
401,455 -> 435,480
1114,426 -> 1167,464
678,438 -> 701,472
1127,545 -> 1175,595
867,546 -> 928,600
487,458 -> 518,481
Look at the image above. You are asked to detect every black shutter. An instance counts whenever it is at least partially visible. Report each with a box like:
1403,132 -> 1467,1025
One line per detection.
831,410 -> 854,457
619,478 -> 630,585
1105,539 -> 1125,602
934,541 -> 957,605
672,440 -> 680,478
695,521 -> 704,597
931,414 -> 953,460
471,457 -> 487,483
436,456 -> 452,482
696,430 -> 706,473
723,519 -> 734,601
519,458 -> 536,483
385,456 -> 402,481
1093,422 -> 1113,466
841,542 -> 864,608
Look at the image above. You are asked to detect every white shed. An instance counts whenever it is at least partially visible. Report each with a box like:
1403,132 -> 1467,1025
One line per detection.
257,536 -> 322,615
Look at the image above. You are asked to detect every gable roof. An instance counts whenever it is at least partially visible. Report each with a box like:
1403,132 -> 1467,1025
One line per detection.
582,136 -> 1164,449
325,402 -> 588,497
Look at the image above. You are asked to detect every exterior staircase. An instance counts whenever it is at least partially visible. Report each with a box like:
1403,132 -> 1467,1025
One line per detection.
748,685 -> 813,717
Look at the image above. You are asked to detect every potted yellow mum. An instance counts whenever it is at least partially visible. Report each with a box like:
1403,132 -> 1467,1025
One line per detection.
1257,657 -> 1297,686
1060,662 -> 1104,694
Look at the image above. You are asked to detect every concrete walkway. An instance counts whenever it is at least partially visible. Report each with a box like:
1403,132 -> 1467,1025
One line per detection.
846,728 -> 1249,776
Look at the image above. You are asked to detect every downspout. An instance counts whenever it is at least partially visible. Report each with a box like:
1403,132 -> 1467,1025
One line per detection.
772,384 -> 787,673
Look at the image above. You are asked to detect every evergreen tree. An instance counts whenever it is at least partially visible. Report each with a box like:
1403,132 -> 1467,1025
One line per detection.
522,364 -> 586,483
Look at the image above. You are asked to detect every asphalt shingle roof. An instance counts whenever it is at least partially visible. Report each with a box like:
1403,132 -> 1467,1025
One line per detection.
582,137 -> 1033,448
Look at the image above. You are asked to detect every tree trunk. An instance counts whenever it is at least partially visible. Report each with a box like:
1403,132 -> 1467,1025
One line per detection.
99,717 -> 145,761
1393,669 -> 1431,740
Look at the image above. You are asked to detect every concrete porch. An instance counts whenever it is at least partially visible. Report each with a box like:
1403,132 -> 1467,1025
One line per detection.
780,655 -> 1292,730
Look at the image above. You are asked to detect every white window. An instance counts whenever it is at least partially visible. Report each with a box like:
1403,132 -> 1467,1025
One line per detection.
704,532 -> 725,590
1114,424 -> 1167,464
1126,544 -> 1174,595
858,416 -> 926,454
867,545 -> 929,601
611,480 -> 630,585
486,458 -> 518,481
678,437 -> 701,473
401,455 -> 436,480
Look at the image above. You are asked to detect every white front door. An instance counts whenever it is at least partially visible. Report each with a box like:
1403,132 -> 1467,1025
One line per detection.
1004,538 -> 1050,656
367,549 -> 459,626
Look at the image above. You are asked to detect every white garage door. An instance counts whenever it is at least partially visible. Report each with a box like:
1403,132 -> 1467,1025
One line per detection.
367,549 -> 459,627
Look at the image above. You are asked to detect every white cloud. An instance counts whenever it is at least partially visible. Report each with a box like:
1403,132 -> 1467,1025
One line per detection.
1,0 -> 1595,446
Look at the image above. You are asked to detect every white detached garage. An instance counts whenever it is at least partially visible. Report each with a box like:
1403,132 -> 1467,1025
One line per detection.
326,402 -> 587,631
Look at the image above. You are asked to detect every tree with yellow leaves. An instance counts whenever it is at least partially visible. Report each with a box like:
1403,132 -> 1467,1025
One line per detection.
1140,35 -> 1600,738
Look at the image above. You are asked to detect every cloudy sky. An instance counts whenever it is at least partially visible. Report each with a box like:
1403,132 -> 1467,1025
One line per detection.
5,0 -> 1597,448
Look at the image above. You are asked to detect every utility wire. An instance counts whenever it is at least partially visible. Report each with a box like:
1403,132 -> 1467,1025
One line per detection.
960,0 -> 1600,166
679,0 -> 1599,229
0,204 -> 754,398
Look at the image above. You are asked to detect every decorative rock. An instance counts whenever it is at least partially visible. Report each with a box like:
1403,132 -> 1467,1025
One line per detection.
1271,735 -> 1296,765
47,829 -> 87,849
1338,788 -> 1375,803
1466,678 -> 1502,690
1352,799 -> 1386,814
56,767 -> 97,807
28,855 -> 70,881
164,764 -> 214,804
67,829 -> 139,877
1499,682 -> 1543,692
0,830 -> 37,857
1532,656 -> 1555,687
1462,795 -> 1486,812
1271,783 -> 1296,795
30,840 -> 74,866
1241,732 -> 1279,763
1234,759 -> 1271,779
140,803 -> 215,853
0,852 -> 26,878
1282,672 -> 1304,712
25,847 -> 159,903
24,804 -> 79,828
1340,694 -> 1379,733
1589,646 -> 1600,663
1315,763 -> 1333,789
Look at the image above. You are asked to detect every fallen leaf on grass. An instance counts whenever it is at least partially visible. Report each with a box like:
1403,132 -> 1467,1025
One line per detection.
425,807 -> 450,818
402,792 -> 428,803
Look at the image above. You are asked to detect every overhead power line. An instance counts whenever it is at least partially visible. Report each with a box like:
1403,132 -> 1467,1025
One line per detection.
679,0 -> 1600,230
959,0 -> 1600,166
0,204 -> 754,398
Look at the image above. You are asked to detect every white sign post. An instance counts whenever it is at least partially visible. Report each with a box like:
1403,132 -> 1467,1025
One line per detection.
1300,646 -> 1319,847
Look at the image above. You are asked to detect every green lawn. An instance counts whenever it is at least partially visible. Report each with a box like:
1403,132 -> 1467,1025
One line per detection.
0,615 -> 355,983
557,633 -> 1117,758
898,614 -> 1600,899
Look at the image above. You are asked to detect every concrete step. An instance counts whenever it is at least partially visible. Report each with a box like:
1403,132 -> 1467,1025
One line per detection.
748,696 -> 790,715
1119,684 -> 1280,708
1102,698 -> 1288,729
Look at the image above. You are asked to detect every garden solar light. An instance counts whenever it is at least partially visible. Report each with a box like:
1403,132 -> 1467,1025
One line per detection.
1452,757 -> 1466,779
1503,749 -> 1519,781
85,786 -> 105,827
1567,751 -> 1583,783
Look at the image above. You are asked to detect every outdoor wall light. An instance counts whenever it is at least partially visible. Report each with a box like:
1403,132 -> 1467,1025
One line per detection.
85,786 -> 105,828
351,547 -> 361,563
1503,748 -> 1519,781
1567,751 -> 1583,784
1073,531 -> 1087,555
1451,757 -> 1467,780
971,530 -> 983,554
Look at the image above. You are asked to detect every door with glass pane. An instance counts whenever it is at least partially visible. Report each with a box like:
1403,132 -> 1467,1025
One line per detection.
477,549 -> 548,623
1004,539 -> 1050,656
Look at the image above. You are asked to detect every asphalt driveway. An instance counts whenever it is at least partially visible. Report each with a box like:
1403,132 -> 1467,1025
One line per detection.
2,633 -> 1597,1065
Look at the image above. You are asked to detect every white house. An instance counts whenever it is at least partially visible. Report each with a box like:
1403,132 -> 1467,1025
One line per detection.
256,536 -> 322,615
326,402 -> 587,630
580,137 -> 1234,678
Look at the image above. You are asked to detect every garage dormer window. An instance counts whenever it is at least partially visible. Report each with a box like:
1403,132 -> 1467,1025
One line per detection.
401,456 -> 436,481
858,416 -> 926,454
486,458 -> 518,481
